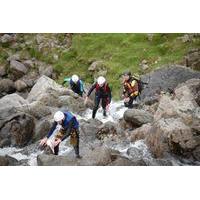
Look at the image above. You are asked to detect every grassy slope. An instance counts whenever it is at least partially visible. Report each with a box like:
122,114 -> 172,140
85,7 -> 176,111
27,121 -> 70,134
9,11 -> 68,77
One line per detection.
1,33 -> 200,99
55,33 -> 200,98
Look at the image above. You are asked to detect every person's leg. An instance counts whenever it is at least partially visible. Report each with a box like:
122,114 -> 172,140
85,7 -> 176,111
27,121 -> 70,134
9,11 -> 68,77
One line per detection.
73,129 -> 81,158
102,97 -> 107,116
92,96 -> 101,119
127,96 -> 134,108
54,144 -> 59,155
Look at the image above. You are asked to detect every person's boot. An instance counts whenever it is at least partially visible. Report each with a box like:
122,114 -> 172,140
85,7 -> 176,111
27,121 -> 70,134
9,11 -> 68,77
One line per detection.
103,109 -> 107,117
92,109 -> 97,119
76,155 -> 82,159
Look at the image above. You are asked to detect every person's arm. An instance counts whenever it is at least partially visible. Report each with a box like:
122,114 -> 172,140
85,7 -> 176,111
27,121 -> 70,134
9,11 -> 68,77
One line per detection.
62,77 -> 71,86
47,121 -> 57,138
61,120 -> 74,141
130,80 -> 139,97
79,80 -> 85,93
87,83 -> 96,97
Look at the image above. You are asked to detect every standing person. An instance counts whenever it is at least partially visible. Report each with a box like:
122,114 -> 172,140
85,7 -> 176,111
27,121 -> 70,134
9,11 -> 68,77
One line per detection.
122,71 -> 139,108
84,76 -> 112,119
63,74 -> 85,97
39,111 -> 81,158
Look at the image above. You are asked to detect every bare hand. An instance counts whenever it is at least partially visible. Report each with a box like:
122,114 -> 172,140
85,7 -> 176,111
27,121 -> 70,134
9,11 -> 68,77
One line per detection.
106,104 -> 110,112
124,97 -> 130,103
84,96 -> 88,105
39,137 -> 47,146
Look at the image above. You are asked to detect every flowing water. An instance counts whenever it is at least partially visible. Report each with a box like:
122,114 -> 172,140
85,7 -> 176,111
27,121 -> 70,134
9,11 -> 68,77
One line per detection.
0,100 -> 197,166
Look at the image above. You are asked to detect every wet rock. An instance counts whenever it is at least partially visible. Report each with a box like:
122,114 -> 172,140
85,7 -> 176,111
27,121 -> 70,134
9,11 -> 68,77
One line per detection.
124,109 -> 153,127
80,119 -> 103,144
130,123 -> 152,142
0,94 -> 35,147
96,121 -> 120,140
37,145 -> 112,166
146,118 -> 198,158
154,78 -> 200,123
34,119 -> 52,141
109,156 -> 146,166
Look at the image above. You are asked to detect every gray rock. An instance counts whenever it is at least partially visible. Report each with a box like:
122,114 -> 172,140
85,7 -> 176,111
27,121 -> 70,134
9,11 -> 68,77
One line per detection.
14,80 -> 28,92
0,34 -> 13,44
34,119 -> 52,141
146,118 -> 197,159
185,48 -> 200,71
39,65 -> 53,78
37,145 -> 112,166
9,60 -> 28,80
0,94 -> 34,147
0,65 -> 7,77
0,79 -> 15,97
27,75 -> 69,105
124,109 -> 153,127
140,65 -> 200,103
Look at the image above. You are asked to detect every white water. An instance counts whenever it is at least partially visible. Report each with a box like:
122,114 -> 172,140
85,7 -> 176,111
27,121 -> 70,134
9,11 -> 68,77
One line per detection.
0,100 -> 192,166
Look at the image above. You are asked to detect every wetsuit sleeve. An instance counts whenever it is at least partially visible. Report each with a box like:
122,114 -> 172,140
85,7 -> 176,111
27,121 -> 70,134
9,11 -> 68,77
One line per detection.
87,83 -> 96,97
61,120 -> 73,141
47,121 -> 57,138
80,80 -> 85,93
62,77 -> 71,86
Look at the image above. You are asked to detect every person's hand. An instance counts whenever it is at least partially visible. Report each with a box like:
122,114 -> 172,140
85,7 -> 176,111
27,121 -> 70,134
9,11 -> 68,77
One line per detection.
124,97 -> 130,103
54,139 -> 61,147
84,96 -> 88,105
106,104 -> 110,112
39,137 -> 47,146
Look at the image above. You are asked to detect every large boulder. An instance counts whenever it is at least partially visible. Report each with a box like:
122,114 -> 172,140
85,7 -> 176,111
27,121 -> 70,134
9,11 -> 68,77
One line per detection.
80,119 -> 103,144
0,155 -> 19,166
154,79 -> 200,124
37,145 -> 112,166
27,75 -> 79,108
17,101 -> 52,120
9,60 -> 28,80
123,109 -> 153,127
0,79 -> 15,97
0,94 -> 35,147
33,119 -> 52,141
140,65 -> 200,104
146,118 -> 199,159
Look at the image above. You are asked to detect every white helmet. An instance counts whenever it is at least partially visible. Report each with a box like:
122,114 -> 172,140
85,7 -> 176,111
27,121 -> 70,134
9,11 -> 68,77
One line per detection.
97,76 -> 106,85
54,111 -> 65,122
71,74 -> 79,83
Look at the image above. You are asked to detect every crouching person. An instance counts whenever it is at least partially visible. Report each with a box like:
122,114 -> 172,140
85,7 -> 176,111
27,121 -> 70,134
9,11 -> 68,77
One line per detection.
39,111 -> 81,159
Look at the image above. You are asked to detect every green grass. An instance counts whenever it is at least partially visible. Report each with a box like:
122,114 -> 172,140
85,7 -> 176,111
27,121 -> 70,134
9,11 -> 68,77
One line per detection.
0,33 -> 199,99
